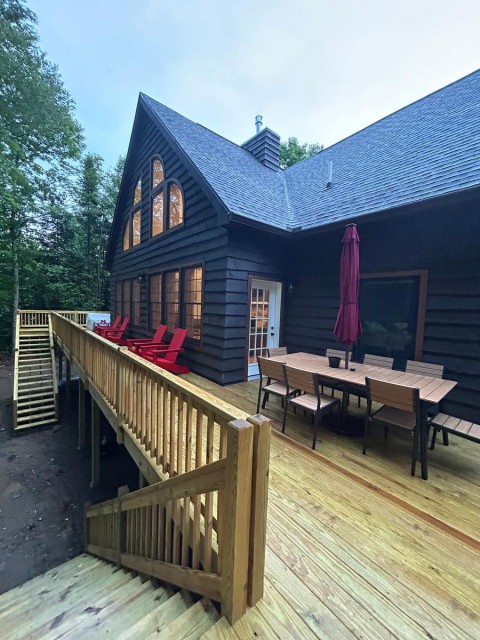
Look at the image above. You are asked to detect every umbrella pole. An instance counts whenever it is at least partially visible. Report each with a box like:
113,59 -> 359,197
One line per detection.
345,347 -> 350,369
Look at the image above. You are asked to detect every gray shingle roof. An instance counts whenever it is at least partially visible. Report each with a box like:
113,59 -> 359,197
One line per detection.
141,70 -> 480,232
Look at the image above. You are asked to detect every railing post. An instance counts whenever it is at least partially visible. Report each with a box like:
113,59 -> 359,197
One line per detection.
221,419 -> 253,625
246,414 -> 271,606
117,485 -> 129,567
116,347 -> 129,443
78,378 -> 86,450
91,399 -> 101,488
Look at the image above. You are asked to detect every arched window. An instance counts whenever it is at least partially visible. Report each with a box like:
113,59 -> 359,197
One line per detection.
123,175 -> 142,251
150,156 -> 184,237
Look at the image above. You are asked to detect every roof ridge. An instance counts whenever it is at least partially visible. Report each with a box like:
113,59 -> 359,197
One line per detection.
284,67 -> 480,173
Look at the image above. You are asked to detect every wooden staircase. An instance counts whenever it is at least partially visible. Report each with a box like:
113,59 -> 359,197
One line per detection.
0,554 -> 223,639
13,315 -> 58,431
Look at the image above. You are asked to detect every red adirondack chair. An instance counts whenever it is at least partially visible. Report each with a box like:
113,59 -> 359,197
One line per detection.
125,324 -> 168,355
142,328 -> 189,374
95,315 -> 121,337
103,317 -> 130,344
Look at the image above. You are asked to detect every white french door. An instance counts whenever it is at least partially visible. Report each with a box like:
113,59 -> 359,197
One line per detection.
248,279 -> 282,379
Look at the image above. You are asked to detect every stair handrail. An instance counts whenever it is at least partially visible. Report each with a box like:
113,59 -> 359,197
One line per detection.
51,311 -> 271,621
86,418 -> 253,624
13,312 -> 20,429
48,314 -> 59,421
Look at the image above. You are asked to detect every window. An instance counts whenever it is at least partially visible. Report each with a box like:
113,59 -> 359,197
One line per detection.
150,157 -> 184,237
184,267 -> 203,339
355,270 -> 428,367
165,270 -> 180,333
122,280 -> 131,319
149,274 -> 162,330
123,176 -> 142,251
148,265 -> 203,341
132,279 -> 141,325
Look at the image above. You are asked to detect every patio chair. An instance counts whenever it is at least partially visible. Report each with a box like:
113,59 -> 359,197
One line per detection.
283,366 -> 340,450
323,348 -> 347,397
352,353 -> 394,407
405,360 -> 446,442
363,377 -> 429,480
95,315 -> 121,336
267,346 -> 288,357
256,356 -> 293,413
125,324 -> 168,355
141,328 -> 189,374
103,317 -> 130,344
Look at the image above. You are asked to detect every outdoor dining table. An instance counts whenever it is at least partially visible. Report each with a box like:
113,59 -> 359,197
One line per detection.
268,351 -> 457,406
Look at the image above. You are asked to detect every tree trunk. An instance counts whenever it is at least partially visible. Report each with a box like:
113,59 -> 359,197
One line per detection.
11,239 -> 19,354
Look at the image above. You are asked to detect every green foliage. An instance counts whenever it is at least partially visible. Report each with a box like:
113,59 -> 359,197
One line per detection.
279,137 -> 323,169
0,1 -> 124,350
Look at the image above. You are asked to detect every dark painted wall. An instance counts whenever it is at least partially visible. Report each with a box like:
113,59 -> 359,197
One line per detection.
283,201 -> 480,422
108,108 -> 231,382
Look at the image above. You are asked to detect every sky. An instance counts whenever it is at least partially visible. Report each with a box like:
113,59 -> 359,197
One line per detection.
29,0 -> 480,168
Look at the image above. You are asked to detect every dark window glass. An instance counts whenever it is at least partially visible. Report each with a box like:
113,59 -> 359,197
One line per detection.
115,282 -> 122,317
355,276 -> 421,367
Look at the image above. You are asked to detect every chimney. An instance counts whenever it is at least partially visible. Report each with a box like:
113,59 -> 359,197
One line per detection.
242,116 -> 280,171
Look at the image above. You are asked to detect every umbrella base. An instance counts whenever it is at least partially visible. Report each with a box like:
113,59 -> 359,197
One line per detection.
324,414 -> 364,437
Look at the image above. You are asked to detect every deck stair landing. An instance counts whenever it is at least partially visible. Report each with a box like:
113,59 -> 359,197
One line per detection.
13,320 -> 58,431
0,554 -> 222,639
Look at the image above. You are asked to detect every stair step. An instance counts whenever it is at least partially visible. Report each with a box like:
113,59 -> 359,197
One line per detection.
117,589 -> 193,639
2,564 -> 134,638
18,390 -> 54,399
64,581 -> 164,640
18,381 -> 53,388
17,397 -> 55,415
160,597 -> 220,640
14,417 -> 57,430
17,403 -> 56,415
0,555 -> 97,610
17,410 -> 56,424
200,617 -> 239,639
18,373 -> 52,382
0,557 -> 113,617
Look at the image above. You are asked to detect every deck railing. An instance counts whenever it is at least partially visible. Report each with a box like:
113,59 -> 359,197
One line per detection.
49,311 -> 271,624
18,309 -> 102,328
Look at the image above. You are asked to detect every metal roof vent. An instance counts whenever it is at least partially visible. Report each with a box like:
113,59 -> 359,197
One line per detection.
255,115 -> 263,134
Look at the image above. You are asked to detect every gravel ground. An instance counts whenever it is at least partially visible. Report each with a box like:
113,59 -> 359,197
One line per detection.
0,356 -> 139,594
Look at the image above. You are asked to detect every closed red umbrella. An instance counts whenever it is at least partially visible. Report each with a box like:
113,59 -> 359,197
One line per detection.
334,223 -> 362,368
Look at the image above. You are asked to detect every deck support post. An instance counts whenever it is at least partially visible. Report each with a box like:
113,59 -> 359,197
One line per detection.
139,471 -> 146,489
58,350 -> 63,381
66,358 -> 71,405
78,379 -> 86,450
90,399 -> 100,488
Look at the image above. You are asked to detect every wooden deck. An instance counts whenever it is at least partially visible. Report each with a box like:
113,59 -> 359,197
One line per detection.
187,374 -> 480,640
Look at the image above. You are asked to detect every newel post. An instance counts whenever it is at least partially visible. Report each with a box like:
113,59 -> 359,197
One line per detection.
221,419 -> 253,625
117,485 -> 129,567
115,347 -> 129,444
246,414 -> 271,606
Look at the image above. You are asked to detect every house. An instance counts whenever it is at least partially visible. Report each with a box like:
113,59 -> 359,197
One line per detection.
106,70 -> 480,423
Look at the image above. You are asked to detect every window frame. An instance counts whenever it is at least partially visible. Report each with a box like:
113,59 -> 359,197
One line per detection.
149,155 -> 185,238
147,263 -> 204,344
122,174 -> 142,252
358,270 -> 428,361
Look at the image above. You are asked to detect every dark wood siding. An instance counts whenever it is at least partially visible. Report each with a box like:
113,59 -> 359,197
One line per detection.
283,203 -> 480,422
109,109 -> 230,383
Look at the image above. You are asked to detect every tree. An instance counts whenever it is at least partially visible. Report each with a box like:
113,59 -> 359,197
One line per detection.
0,0 -> 83,349
279,137 -> 323,169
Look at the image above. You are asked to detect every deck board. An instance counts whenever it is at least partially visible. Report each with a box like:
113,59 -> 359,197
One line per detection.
185,373 -> 480,639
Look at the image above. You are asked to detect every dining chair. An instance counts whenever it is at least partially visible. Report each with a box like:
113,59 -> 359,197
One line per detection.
363,377 -> 429,480
406,360 -> 446,442
283,366 -> 340,450
323,348 -> 347,398
267,346 -> 288,357
256,356 -> 291,413
352,353 -> 394,407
